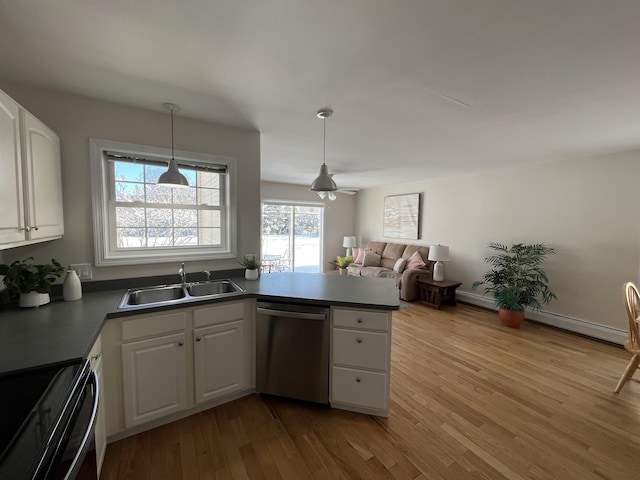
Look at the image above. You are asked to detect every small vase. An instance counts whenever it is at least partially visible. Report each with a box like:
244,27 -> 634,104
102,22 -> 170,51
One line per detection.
245,268 -> 259,280
19,292 -> 50,308
63,269 -> 82,301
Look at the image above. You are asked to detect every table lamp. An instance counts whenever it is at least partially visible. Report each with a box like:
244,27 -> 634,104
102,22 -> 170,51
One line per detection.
343,236 -> 356,258
428,245 -> 450,281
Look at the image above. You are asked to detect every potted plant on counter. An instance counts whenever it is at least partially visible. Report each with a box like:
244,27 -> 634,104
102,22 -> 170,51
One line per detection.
336,255 -> 354,276
471,243 -> 557,328
0,257 -> 65,307
240,254 -> 261,280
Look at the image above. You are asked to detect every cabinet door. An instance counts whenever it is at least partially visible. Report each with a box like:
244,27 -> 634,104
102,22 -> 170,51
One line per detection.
194,320 -> 246,403
0,90 -> 25,245
21,110 -> 64,240
88,337 -> 107,477
121,332 -> 187,428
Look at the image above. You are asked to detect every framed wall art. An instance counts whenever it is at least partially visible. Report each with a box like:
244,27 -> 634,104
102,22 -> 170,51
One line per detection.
383,193 -> 421,239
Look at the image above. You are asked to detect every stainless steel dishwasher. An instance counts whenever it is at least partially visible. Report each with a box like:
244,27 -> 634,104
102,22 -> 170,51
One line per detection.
256,301 -> 330,404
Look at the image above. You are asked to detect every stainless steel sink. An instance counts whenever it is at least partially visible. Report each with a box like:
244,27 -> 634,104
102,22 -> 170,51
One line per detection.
186,280 -> 242,297
124,285 -> 186,306
118,279 -> 244,309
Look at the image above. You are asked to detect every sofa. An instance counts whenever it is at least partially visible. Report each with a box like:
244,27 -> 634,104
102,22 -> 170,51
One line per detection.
347,241 -> 434,301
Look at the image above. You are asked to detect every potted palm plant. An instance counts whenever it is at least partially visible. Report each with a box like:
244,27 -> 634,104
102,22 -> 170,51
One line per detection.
239,254 -> 261,280
336,255 -> 354,276
471,243 -> 557,328
0,257 -> 65,307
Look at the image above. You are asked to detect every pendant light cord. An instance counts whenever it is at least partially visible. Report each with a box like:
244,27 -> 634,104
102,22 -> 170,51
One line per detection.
170,107 -> 175,160
322,115 -> 326,166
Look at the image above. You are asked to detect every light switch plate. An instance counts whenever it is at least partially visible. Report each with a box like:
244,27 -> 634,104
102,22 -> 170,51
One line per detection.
70,263 -> 93,280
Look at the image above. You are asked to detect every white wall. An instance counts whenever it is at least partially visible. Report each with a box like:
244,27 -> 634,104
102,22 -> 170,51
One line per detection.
261,182 -> 357,272
0,83 -> 261,281
356,151 -> 640,342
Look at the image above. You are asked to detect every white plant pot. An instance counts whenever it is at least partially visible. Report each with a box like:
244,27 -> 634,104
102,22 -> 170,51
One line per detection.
245,269 -> 259,280
19,292 -> 50,308
339,268 -> 348,276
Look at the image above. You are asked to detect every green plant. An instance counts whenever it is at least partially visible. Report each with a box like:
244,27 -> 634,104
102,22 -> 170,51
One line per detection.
336,255 -> 354,269
239,254 -> 261,270
0,257 -> 65,296
471,243 -> 557,312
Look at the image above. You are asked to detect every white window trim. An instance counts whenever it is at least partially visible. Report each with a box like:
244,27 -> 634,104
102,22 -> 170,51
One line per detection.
90,138 -> 237,266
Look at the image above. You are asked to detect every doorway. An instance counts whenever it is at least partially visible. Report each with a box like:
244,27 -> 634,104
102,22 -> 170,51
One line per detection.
261,202 -> 323,273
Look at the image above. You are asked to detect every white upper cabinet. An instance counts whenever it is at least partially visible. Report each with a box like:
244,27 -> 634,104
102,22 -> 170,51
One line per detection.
0,90 -> 25,245
0,88 -> 64,249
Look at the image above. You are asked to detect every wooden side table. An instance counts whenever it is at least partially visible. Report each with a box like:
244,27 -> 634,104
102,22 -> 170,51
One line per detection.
416,278 -> 462,310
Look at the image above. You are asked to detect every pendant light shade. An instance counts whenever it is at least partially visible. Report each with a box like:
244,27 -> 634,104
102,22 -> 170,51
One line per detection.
310,108 -> 337,198
158,102 -> 189,188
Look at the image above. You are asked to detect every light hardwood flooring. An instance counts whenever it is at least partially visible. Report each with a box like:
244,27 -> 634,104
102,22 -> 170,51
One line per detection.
100,302 -> 640,479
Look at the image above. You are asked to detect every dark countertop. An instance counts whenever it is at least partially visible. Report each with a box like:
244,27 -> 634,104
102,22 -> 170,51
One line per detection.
0,273 -> 399,376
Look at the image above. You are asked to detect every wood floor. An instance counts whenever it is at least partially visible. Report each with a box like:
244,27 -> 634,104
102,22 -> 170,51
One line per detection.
100,303 -> 640,479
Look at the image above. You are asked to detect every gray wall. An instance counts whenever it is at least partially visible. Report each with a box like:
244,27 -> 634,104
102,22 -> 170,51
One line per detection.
356,150 -> 640,341
0,83 -> 261,281
261,182 -> 357,272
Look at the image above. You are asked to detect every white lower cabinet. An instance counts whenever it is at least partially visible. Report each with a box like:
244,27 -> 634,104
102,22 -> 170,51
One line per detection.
102,300 -> 254,439
330,307 -> 392,416
88,336 -> 107,476
121,332 -> 188,427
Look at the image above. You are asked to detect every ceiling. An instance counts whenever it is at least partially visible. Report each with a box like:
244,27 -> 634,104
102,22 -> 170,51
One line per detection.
2,1 -> 640,190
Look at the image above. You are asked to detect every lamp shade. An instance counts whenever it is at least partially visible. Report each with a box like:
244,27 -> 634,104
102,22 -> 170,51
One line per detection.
310,164 -> 337,192
343,236 -> 357,248
428,245 -> 450,262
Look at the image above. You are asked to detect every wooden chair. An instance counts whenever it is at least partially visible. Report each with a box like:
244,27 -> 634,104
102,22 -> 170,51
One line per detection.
615,282 -> 640,393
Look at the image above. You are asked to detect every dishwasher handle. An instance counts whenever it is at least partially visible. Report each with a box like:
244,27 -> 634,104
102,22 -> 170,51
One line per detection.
257,307 -> 327,321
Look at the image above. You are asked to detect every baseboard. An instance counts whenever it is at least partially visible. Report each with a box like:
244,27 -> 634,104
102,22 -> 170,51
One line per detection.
456,291 -> 626,345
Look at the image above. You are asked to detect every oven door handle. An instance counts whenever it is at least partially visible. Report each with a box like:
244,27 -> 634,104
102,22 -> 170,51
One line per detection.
257,307 -> 326,321
62,369 -> 99,480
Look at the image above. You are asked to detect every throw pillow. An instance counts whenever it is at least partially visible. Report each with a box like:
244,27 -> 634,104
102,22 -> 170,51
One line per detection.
362,252 -> 381,267
354,248 -> 365,264
405,251 -> 426,270
393,258 -> 407,273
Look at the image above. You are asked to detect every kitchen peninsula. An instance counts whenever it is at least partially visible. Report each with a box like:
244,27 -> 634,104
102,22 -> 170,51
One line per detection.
0,272 -> 399,459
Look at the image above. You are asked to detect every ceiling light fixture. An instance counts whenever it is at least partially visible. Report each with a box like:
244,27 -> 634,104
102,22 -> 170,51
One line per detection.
158,102 -> 189,188
310,108 -> 337,200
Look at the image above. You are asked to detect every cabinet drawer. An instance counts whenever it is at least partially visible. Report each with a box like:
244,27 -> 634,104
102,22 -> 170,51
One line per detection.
122,311 -> 187,341
333,308 -> 390,331
332,329 -> 388,370
194,301 -> 245,328
331,366 -> 387,411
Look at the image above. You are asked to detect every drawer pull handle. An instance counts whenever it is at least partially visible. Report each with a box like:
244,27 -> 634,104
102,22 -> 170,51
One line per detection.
355,377 -> 362,383
196,337 -> 202,342
356,338 -> 363,343
178,341 -> 184,346
91,354 -> 101,361
357,318 -> 363,323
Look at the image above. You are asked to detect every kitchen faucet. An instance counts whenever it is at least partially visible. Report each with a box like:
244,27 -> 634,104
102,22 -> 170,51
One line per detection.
178,263 -> 186,285
203,270 -> 211,281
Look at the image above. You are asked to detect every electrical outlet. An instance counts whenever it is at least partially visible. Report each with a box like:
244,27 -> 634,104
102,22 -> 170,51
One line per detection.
70,263 -> 93,280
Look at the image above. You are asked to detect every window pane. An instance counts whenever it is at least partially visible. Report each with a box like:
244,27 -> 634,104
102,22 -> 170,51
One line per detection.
173,186 -> 197,205
147,208 -> 172,227
115,162 -> 143,181
197,187 -> 220,206
183,169 -> 197,185
145,184 -> 174,204
116,207 -> 145,227
116,228 -> 146,248
198,228 -> 221,245
198,171 -> 220,189
175,228 -> 197,245
144,165 -> 165,183
199,210 -> 221,227
174,209 -> 197,227
115,182 -> 145,202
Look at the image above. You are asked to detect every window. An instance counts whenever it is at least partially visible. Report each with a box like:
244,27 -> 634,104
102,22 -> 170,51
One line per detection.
261,202 -> 323,273
90,138 -> 237,265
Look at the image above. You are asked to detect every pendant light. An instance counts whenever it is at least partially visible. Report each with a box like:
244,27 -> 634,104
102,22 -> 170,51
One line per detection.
158,102 -> 189,188
310,108 -> 337,200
